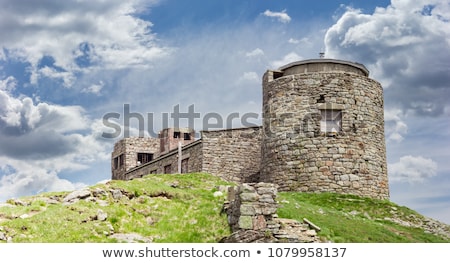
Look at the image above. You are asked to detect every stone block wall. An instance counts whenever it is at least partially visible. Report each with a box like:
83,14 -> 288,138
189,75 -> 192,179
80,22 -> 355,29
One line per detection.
202,127 -> 262,183
116,127 -> 262,182
225,183 -> 278,232
159,128 -> 195,154
221,183 -> 319,243
261,70 -> 389,199
123,140 -> 203,179
112,137 -> 160,180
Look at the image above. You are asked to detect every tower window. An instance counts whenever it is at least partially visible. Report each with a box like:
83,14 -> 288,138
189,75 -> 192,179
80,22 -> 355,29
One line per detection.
174,131 -> 180,138
320,109 -> 342,133
183,133 -> 191,140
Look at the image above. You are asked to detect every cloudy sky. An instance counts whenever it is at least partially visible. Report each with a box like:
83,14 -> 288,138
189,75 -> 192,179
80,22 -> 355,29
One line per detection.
0,0 -> 449,224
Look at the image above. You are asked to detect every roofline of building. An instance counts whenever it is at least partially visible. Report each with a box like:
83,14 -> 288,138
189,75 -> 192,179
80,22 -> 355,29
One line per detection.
278,59 -> 369,76
123,126 -> 262,175
200,125 -> 262,134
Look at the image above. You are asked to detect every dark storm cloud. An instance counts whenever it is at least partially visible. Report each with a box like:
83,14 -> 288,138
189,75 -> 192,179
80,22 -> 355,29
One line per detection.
0,129 -> 78,159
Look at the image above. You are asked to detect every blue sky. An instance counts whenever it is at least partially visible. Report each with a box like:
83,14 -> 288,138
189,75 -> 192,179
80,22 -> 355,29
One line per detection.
0,0 -> 449,224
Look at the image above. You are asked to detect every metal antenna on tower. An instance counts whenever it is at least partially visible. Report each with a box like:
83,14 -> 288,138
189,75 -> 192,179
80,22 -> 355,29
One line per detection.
319,51 -> 325,58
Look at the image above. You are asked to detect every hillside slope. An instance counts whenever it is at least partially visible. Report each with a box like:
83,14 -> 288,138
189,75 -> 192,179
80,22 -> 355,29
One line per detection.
0,173 -> 449,243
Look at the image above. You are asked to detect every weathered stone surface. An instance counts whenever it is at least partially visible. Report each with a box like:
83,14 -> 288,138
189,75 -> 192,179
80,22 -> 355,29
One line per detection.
213,191 -> 223,197
92,188 -> 108,197
201,127 -> 262,183
97,209 -> 108,221
110,233 -> 152,243
240,193 -> 258,202
221,183 -> 320,243
110,189 -> 123,200
63,189 -> 91,203
13,199 -> 29,206
115,126 -> 262,185
253,215 -> 267,230
241,184 -> 257,193
111,137 -> 160,180
19,214 -> 30,219
240,204 -> 256,216
238,216 -> 253,230
256,186 -> 277,195
259,194 -> 275,203
219,230 -> 273,243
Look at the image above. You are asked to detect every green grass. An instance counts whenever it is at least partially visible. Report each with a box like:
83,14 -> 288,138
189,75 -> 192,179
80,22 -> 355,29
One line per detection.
1,173 -> 449,243
277,192 -> 449,243
0,173 -> 233,243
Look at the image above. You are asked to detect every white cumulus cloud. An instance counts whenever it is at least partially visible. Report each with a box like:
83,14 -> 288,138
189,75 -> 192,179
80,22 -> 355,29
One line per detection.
271,52 -> 303,69
245,48 -> 265,57
0,76 -> 111,201
389,155 -> 438,183
0,0 -> 169,87
82,81 -> 104,95
384,108 -> 408,142
324,0 -> 450,116
263,9 -> 292,23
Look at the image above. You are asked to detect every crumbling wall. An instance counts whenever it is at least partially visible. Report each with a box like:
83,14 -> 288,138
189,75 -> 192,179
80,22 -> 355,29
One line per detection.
221,183 -> 319,243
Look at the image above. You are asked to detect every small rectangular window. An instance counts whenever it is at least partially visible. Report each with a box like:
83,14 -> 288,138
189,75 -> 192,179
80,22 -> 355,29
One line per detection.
137,153 -> 153,165
114,157 -> 119,169
114,154 -> 124,169
119,154 -> 124,166
320,110 -> 342,133
183,133 -> 191,140
173,131 -> 180,138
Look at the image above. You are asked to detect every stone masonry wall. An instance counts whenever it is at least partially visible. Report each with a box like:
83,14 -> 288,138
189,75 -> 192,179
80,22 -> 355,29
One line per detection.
112,137 -> 160,180
261,71 -> 389,199
202,127 -> 262,183
123,140 -> 203,180
159,128 -> 195,154
225,183 -> 278,232
117,127 -> 262,182
221,183 -> 319,243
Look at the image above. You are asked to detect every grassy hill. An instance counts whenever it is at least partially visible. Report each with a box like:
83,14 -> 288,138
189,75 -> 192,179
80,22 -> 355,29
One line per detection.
0,173 -> 449,243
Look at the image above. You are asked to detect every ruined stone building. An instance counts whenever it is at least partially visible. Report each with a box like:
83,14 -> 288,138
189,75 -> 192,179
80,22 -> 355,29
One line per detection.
111,59 -> 389,199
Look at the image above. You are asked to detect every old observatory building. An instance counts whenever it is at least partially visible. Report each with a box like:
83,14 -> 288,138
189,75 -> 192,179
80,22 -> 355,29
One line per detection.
111,59 -> 389,199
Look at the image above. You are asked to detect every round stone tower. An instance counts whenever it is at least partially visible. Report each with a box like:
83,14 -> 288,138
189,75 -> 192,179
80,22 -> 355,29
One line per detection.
261,59 -> 389,199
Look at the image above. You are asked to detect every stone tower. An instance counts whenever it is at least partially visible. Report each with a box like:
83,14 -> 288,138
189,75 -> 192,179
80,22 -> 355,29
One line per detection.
260,59 -> 389,199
